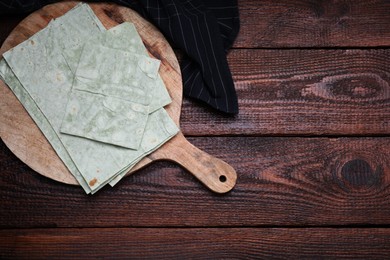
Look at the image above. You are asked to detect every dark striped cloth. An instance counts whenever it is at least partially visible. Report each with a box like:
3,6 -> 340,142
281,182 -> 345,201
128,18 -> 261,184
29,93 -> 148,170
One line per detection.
1,0 -> 240,114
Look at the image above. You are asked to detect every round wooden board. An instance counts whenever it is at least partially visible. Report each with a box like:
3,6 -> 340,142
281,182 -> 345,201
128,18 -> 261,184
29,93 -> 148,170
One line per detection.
0,1 -> 237,193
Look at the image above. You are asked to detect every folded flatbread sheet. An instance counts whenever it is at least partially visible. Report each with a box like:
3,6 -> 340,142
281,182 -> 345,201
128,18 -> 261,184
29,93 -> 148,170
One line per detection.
1,3 -> 178,193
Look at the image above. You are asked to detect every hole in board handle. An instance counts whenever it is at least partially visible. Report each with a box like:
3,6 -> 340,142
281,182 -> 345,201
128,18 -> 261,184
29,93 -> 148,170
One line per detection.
219,175 -> 227,183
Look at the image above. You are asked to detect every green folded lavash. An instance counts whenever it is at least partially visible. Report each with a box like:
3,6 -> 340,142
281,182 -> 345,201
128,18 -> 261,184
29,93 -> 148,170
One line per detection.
0,58 -> 92,192
61,89 -> 150,149
1,3 -> 179,193
61,43 -> 162,149
1,3 -> 107,193
87,22 -> 172,113
63,22 -> 172,113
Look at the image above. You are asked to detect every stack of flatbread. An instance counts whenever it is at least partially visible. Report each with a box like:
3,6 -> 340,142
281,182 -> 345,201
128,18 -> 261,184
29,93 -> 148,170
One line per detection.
0,3 -> 179,193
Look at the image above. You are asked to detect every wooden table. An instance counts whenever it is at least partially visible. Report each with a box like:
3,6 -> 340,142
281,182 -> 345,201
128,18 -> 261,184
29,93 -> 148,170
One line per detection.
1,0 -> 389,258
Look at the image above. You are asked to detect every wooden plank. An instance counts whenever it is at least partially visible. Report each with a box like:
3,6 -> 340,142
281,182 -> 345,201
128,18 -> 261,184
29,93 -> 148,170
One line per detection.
181,49 -> 390,136
236,0 -> 390,48
1,137 -> 389,228
1,228 -> 390,259
1,1 -> 389,49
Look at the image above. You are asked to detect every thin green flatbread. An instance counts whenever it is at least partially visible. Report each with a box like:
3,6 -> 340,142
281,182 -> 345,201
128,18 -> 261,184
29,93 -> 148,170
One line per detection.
0,58 -> 92,193
108,108 -> 179,187
1,3 -> 179,193
61,89 -> 149,149
3,4 -> 113,192
1,3 -> 107,193
61,43 -> 162,149
63,22 -> 172,113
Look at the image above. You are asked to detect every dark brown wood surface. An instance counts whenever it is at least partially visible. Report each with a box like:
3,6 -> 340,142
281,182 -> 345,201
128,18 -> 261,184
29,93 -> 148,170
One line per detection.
1,0 -> 389,258
1,228 -> 390,259
235,0 -> 390,48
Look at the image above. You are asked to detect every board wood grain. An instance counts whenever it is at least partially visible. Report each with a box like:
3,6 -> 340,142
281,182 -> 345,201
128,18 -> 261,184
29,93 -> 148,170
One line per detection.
0,1 -> 236,193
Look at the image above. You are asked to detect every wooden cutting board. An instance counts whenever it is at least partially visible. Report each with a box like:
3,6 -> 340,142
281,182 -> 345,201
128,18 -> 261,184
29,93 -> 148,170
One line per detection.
0,1 -> 237,193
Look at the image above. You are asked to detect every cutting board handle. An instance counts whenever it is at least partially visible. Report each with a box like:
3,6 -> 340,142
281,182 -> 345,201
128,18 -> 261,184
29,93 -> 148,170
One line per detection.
161,133 -> 237,193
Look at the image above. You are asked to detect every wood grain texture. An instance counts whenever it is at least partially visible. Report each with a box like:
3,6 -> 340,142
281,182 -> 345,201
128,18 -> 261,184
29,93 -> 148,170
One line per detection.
181,49 -> 390,136
235,0 -> 390,48
1,0 -> 390,258
1,137 -> 389,228
1,228 -> 390,259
